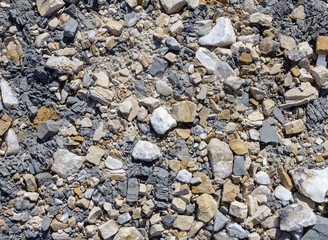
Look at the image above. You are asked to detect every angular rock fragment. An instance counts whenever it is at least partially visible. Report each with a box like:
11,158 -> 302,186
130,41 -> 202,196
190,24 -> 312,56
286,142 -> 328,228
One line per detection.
51,149 -> 85,178
132,141 -> 161,162
150,107 -> 177,134
5,129 -> 20,155
36,0 -> 65,17
197,193 -> 216,222
301,216 -> 328,240
160,0 -> 187,14
149,58 -> 168,79
98,220 -> 118,239
64,18 -> 78,39
37,120 -> 59,141
172,101 -> 197,122
0,79 -> 19,109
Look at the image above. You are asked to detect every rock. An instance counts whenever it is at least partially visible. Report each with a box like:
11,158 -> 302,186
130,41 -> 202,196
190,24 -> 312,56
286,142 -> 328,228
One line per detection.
117,212 -> 131,224
208,138 -> 233,179
199,17 -> 236,47
0,114 -> 12,136
284,120 -> 305,135
172,101 -> 197,122
226,223 -> 248,239
106,20 -> 123,36
105,156 -> 123,170
150,224 -> 164,238
260,37 -> 279,54
132,141 -> 161,161
172,197 -> 186,213
155,80 -> 173,96
196,47 -> 235,79
99,220 -> 118,239
64,18 -> 78,39
290,167 -> 328,203
176,169 -> 192,183
89,87 -> 114,105
229,139 -> 248,155
316,36 -> 328,55
88,207 -> 102,223
149,58 -> 168,79
249,13 -> 272,27
162,214 -> 175,227
229,201 -> 248,219
301,216 -> 328,240
280,35 -> 297,50
160,0 -> 187,14
86,146 -> 105,165
194,20 -> 212,36
239,52 -> 253,64
36,0 -> 65,17
290,5 -> 306,20
278,165 -> 293,191
173,215 -> 194,231
197,193 -> 217,222
6,40 -> 23,65
279,203 -> 316,232
139,97 -> 160,111
288,42 -> 313,62
250,87 -> 266,100
51,149 -> 85,178
113,227 -> 143,240
35,33 -> 50,48
23,174 -> 38,192
37,120 -> 59,141
262,99 -> 275,116
124,13 -> 141,27
255,171 -> 270,185
248,205 -> 271,225
45,57 -> 79,75
150,107 -> 177,134
221,179 -> 239,203
274,185 -> 293,201
213,211 -> 228,233
127,178 -> 139,202
225,77 -> 245,91
125,0 -> 137,8
233,156 -> 245,176
187,221 -> 204,238
192,172 -> 215,194
259,121 -> 278,144
166,36 -> 181,51
5,129 -> 20,155
310,66 -> 328,86
1,79 -> 19,109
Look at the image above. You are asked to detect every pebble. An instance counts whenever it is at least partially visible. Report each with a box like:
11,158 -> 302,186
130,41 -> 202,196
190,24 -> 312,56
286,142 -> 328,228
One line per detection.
196,193 -> 216,222
0,79 -> 19,109
5,129 -> 20,155
176,169 -> 192,183
150,107 -> 177,134
51,149 -> 85,178
132,141 -> 161,161
255,171 -> 270,185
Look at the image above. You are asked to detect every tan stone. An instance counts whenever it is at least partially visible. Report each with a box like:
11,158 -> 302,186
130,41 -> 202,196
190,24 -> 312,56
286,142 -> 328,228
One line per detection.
86,146 -> 105,165
284,119 -> 305,135
197,193 -> 217,222
317,36 -> 328,55
0,114 -> 12,136
171,197 -> 186,213
36,0 -> 65,17
229,139 -> 248,155
173,215 -> 194,231
172,101 -> 197,122
106,20 -> 123,36
229,201 -> 248,219
23,174 -> 38,192
262,99 -> 275,116
290,5 -> 306,20
221,179 -> 239,203
218,109 -> 230,120
199,107 -> 211,127
6,40 -> 24,65
176,129 -> 191,139
239,52 -> 253,64
192,172 -> 215,194
278,165 -> 293,190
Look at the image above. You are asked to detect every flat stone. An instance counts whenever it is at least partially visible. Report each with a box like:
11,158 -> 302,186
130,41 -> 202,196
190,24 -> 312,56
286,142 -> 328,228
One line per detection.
208,138 -> 233,179
280,35 -> 297,50
132,141 -> 161,161
160,0 -> 187,14
98,220 -> 118,239
37,120 -> 59,141
113,227 -> 143,240
225,76 -> 245,91
36,0 -> 65,17
233,156 -> 246,176
86,146 -> 105,165
106,20 -> 123,36
278,165 -> 293,190
226,223 -> 248,239
5,129 -> 20,155
89,87 -> 114,105
156,80 -> 173,96
88,207 -> 102,223
194,20 -> 212,36
199,17 -> 236,47
288,42 -> 313,62
0,114 -> 12,136
45,57 -> 76,75
213,211 -> 228,233
274,185 -> 293,201
221,179 -> 239,203
127,178 -> 139,202
23,174 -> 38,192
310,66 -> 328,86
176,169 -> 192,183
284,120 -> 305,135
172,197 -> 186,213
51,149 -> 85,178
290,5 -> 306,20
229,139 -> 248,155
105,156 -> 123,170
64,18 -> 78,39
197,193 -> 217,222
1,79 -> 19,109
172,101 -> 197,122
166,36 -> 181,51
150,107 -> 177,134
173,215 -> 194,231
249,13 -> 272,27
149,58 -> 168,79
259,121 -> 278,144
255,171 -> 270,185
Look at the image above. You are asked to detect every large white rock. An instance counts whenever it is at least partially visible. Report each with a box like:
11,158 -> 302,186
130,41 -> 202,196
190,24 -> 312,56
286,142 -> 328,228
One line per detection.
255,171 -> 270,185
105,156 -> 123,170
199,17 -> 236,47
288,42 -> 313,62
207,138 -> 233,179
176,169 -> 192,183
51,149 -> 85,178
195,47 -> 235,79
160,0 -> 188,14
291,167 -> 328,203
1,79 -> 19,109
5,129 -> 20,155
274,185 -> 293,201
45,56 -> 83,75
279,203 -> 316,232
150,107 -> 177,135
132,141 -> 161,162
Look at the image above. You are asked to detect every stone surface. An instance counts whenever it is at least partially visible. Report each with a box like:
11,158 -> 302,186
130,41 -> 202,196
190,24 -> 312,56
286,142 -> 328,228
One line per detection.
1,79 -> 19,109
5,129 -> 20,155
37,120 -> 59,141
176,169 -> 192,183
149,58 -> 168,79
249,13 -> 272,27
172,101 -> 197,123
255,171 -> 270,185
51,149 -> 85,178
229,139 -> 248,155
105,156 -> 123,170
229,201 -> 248,219
173,215 -> 194,231
160,0 -> 188,14
213,211 -> 228,232
86,146 -> 105,165
233,156 -> 246,176
226,223 -> 248,239
259,121 -> 278,144
275,185 -> 293,201
99,220 -> 118,239
284,120 -> 305,135
150,107 -> 177,134
197,193 -> 216,222
132,141 -> 161,161
288,42 -> 313,62
36,0 -> 65,17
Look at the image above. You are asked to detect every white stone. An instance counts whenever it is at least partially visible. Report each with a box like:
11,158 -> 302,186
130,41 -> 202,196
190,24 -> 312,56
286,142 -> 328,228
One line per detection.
156,80 -> 173,96
125,0 -> 138,8
113,227 -> 143,240
194,20 -> 212,36
249,13 -> 272,27
274,185 -> 293,201
316,54 -> 327,67
255,171 -> 270,185
176,169 -> 192,183
99,220 -> 118,239
0,79 -> 19,109
45,56 -> 79,74
160,0 -> 188,14
105,156 -> 123,170
150,107 -> 177,134
291,167 -> 328,203
51,149 -> 85,178
288,42 -> 313,62
5,129 -> 20,155
199,17 -> 236,47
187,0 -> 199,9
132,141 -> 161,162
195,47 -> 235,79
88,30 -> 96,42
229,201 -> 248,219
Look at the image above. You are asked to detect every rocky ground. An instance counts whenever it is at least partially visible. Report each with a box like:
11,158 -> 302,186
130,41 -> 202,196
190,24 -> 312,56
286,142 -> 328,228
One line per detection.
1,0 -> 328,239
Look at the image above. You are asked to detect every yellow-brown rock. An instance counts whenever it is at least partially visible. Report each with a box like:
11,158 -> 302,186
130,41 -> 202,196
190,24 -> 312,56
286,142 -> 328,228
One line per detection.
0,114 -> 12,136
172,101 -> 197,123
196,193 -> 217,222
278,165 -> 293,190
316,36 -> 328,55
6,40 -> 24,65
229,139 -> 248,155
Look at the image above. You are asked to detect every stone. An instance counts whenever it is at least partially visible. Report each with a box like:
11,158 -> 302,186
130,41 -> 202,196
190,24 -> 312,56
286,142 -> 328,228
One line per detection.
199,17 -> 236,47
260,37 -> 279,55
280,35 -> 297,50
225,77 -> 245,91
150,224 -> 164,238
187,221 -> 204,238
37,120 -> 59,141
88,207 -> 102,223
255,171 -> 270,185
117,212 -> 131,224
105,156 -> 123,170
301,216 -> 328,240
172,197 -> 186,213
233,156 -> 246,176
132,141 -> 161,161
35,33 -> 50,48
99,220 -> 118,239
192,172 -> 215,194
229,201 -> 248,219
213,211 -> 228,232
125,0 -> 137,8
162,214 -> 175,227
5,129 -> 20,155
197,193 -> 217,222
288,42 -> 313,62
127,178 -> 139,202
64,18 -> 78,39
89,87 -> 113,105
262,99 -> 275,116
284,120 -> 305,135
248,205 -> 271,225
194,20 -> 212,36
229,139 -> 248,155
316,36 -> 328,55
51,149 -> 85,178
124,13 -> 141,27
86,146 -> 105,165
1,79 -> 19,109
226,223 -> 248,239
196,47 -> 235,79
239,52 -> 253,64
290,5 -> 306,20
250,87 -> 266,100
290,167 -> 328,203
172,101 -> 197,122
113,227 -> 143,240
6,40 -> 23,65
176,169 -> 192,183
279,203 -> 316,232
278,165 -> 293,191
274,185 -> 292,201
23,174 -> 38,192
160,0 -> 187,14
150,107 -> 177,134
310,66 -> 328,86
249,13 -> 272,27
45,57 -> 77,75
173,215 -> 194,231
155,80 -> 173,96
0,114 -> 12,136
106,20 -> 123,36
259,121 -> 278,144
149,58 -> 168,79
166,36 -> 181,51
221,179 -> 239,203
36,0 -> 65,17
208,138 -> 233,179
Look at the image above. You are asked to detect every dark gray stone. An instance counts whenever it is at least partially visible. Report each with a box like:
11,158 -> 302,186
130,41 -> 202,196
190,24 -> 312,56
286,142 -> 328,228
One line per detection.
127,178 -> 139,202
37,120 -> 59,141
185,204 -> 195,215
166,37 -> 181,51
213,211 -> 228,233
117,212 -> 131,224
134,80 -> 149,99
233,156 -> 246,176
260,121 -> 278,144
64,18 -> 78,38
273,107 -> 285,124
301,216 -> 328,240
149,58 -> 168,79
42,216 -> 52,231
162,214 -> 175,227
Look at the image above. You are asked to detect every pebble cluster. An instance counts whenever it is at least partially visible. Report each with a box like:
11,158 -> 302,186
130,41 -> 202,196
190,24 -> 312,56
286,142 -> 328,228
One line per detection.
1,0 -> 328,239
